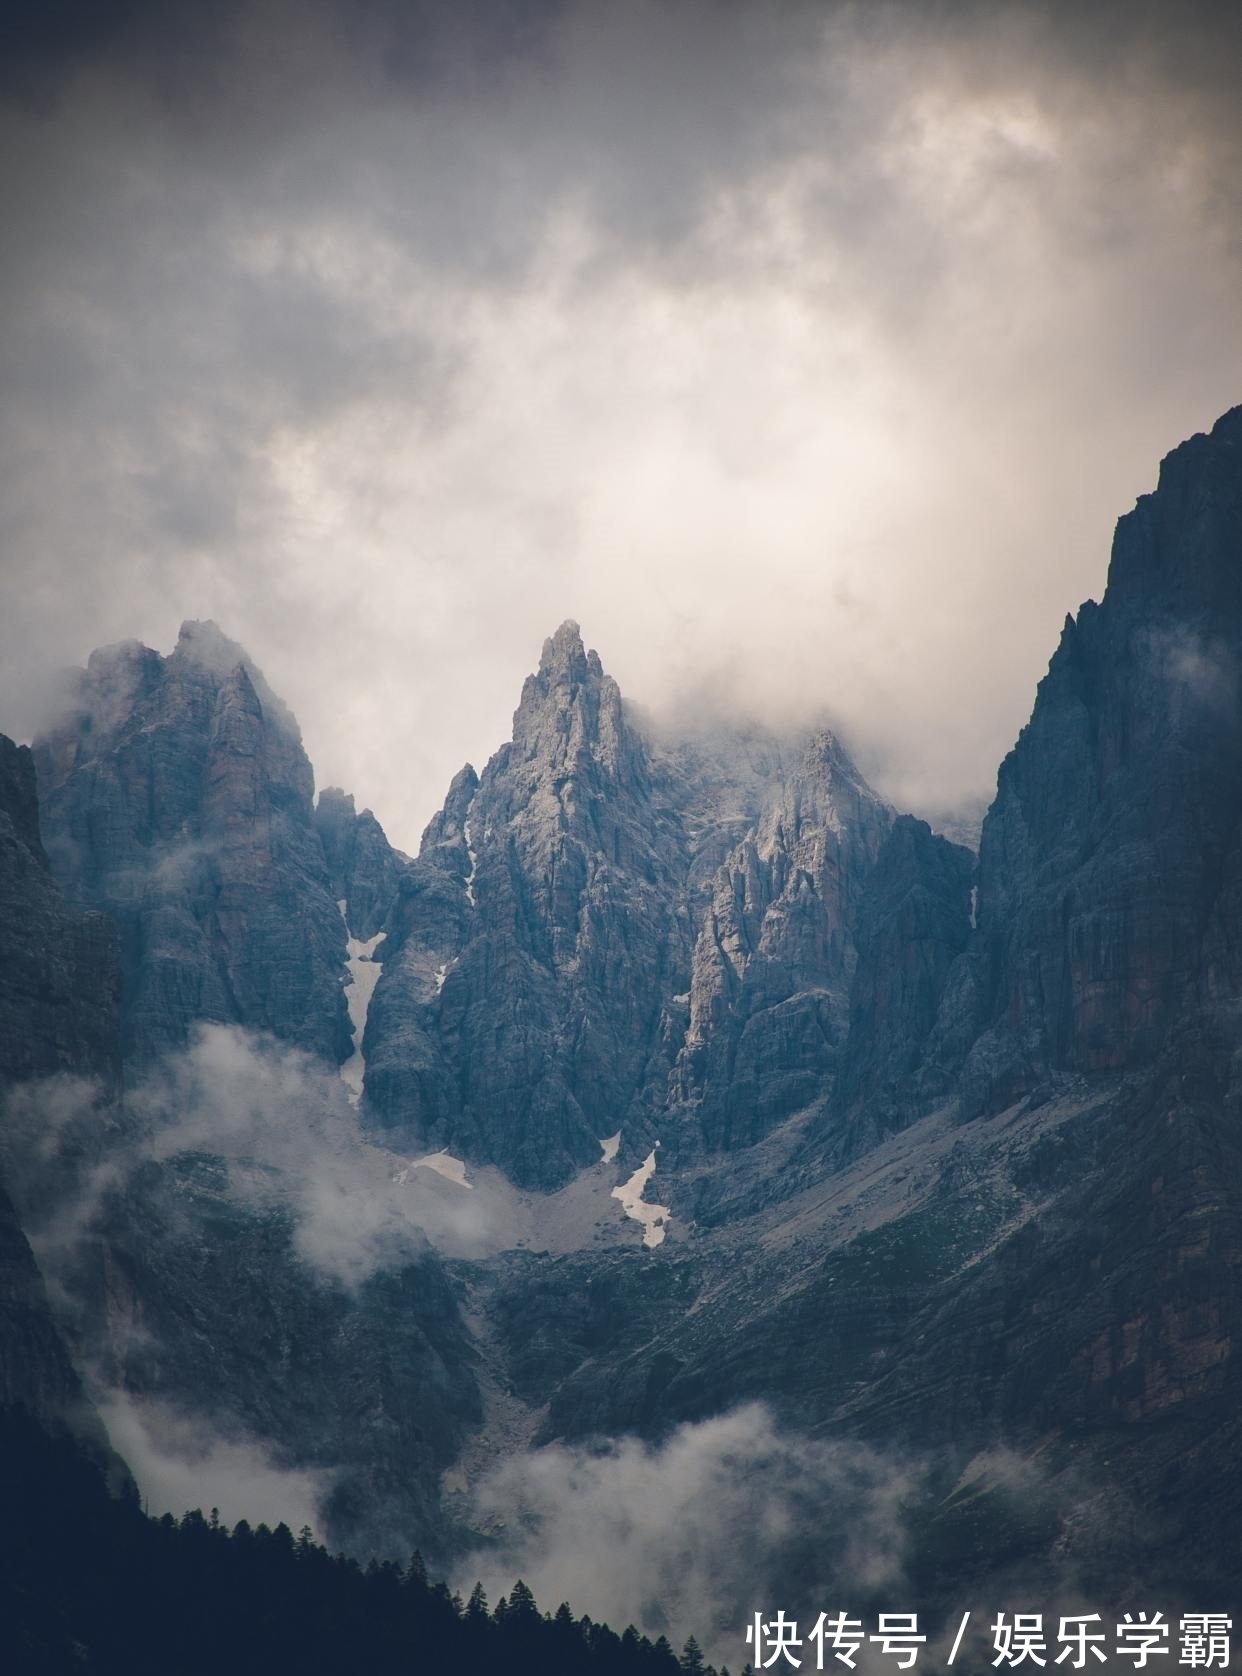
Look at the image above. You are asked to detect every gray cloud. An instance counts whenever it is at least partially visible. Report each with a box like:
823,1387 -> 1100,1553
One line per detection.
2,1 -> 1242,846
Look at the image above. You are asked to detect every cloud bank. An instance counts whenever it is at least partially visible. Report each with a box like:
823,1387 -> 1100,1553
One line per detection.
1,1 -> 1241,844
2,1023 -> 495,1290
455,1402 -> 925,1664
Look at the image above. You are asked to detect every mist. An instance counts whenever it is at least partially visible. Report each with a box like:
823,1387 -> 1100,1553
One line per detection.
100,1388 -> 326,1538
455,1403 -> 927,1665
2,1 -> 1241,847
1,1024 -> 499,1292
453,1403 -> 1160,1671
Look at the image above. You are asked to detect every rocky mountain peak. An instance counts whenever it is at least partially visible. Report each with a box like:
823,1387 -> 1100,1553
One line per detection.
512,620 -> 630,785
537,617 -> 593,680
170,618 -> 302,741
32,627 -> 350,1066
933,398 -> 1242,1116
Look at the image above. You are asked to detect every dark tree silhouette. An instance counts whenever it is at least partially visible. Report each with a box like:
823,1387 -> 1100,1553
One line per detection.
0,1405 -> 717,1676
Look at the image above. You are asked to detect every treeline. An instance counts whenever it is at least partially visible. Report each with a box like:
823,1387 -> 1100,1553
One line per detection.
0,1406 -> 739,1675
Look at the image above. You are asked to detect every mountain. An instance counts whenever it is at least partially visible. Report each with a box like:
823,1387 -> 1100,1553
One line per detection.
364,622 -> 891,1186
938,404 -> 1242,1118
32,620 -> 355,1066
364,620 -> 690,1190
16,632 -> 475,1563
4,407 -> 1242,1644
487,406 -> 1242,1609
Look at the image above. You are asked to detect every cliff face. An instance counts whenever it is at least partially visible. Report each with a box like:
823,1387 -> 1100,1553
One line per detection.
937,405 -> 1242,1114
1,711 -> 474,1561
423,408 -> 1242,1616
0,736 -> 121,1092
361,624 -> 893,1187
365,622 -> 690,1190
0,733 -> 121,1443
314,787 -> 407,942
33,621 -> 351,1067
831,814 -> 974,1146
668,730 -> 892,1150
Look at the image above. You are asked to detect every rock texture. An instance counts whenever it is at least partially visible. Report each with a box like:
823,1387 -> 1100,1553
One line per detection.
463,405 -> 1242,1615
668,730 -> 891,1150
33,621 -> 350,1067
831,815 -> 974,1148
0,732 -> 122,1451
365,622 -> 689,1189
362,624 -> 892,1187
315,786 -> 407,941
0,727 -> 476,1562
933,404 -> 1242,1117
0,735 -> 121,1091
9,405 -> 1242,1623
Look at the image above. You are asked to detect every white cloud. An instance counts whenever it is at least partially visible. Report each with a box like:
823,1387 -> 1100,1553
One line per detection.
100,1388 -> 325,1535
455,1403 -> 923,1663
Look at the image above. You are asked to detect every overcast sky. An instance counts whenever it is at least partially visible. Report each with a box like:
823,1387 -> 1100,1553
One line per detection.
3,0 -> 1241,850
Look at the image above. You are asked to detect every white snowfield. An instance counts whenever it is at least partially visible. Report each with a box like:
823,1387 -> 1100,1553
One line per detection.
410,1150 -> 473,1190
599,1131 -> 621,1163
337,900 -> 385,1104
612,1144 -> 671,1248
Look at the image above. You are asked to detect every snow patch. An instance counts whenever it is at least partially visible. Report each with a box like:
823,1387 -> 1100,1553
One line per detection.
434,962 -> 450,993
612,1144 -> 671,1248
337,901 -> 385,1105
599,1131 -> 621,1163
411,1150 -> 473,1190
969,884 -> 978,931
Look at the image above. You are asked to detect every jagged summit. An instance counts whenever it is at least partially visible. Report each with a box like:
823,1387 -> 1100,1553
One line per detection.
511,620 -> 631,786
360,615 -> 897,1182
33,627 -> 351,1064
536,617 -> 595,679
9,405 -> 1242,1605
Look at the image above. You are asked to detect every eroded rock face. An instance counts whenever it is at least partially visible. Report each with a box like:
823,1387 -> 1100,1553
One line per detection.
314,786 -> 407,941
33,621 -> 351,1067
365,623 -> 690,1189
0,736 -> 121,1092
0,733 -> 121,1446
668,730 -> 892,1150
362,624 -> 895,1187
2,715 -> 472,1561
832,815 -> 974,1149
7,404 -> 1242,1613
940,405 -> 1242,1114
